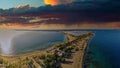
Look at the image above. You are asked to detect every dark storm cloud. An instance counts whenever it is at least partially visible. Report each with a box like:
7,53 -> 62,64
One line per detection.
0,1 -> 120,26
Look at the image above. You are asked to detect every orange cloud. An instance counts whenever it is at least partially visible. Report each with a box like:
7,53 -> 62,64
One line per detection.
44,0 -> 73,6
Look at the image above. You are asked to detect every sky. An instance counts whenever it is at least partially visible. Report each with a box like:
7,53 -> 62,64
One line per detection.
0,0 -> 120,29
0,0 -> 44,9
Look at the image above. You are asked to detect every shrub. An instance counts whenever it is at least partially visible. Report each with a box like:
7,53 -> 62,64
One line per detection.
40,54 -> 46,59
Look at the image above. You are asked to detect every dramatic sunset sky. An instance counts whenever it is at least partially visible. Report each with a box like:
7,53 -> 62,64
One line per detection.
0,0 -> 120,29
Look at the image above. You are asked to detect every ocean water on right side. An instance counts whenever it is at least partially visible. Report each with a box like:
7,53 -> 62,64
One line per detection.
84,30 -> 120,68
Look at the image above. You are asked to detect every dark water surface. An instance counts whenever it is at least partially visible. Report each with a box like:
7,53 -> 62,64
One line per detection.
85,30 -> 120,68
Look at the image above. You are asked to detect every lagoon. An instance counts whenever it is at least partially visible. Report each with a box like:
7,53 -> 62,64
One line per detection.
0,29 -> 65,56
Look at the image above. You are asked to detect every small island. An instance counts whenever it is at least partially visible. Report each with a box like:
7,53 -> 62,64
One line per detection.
0,32 -> 93,68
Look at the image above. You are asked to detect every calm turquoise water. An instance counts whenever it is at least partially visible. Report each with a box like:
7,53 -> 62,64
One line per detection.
84,30 -> 120,68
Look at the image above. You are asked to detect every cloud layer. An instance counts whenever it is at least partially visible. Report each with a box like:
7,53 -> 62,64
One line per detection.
0,1 -> 120,29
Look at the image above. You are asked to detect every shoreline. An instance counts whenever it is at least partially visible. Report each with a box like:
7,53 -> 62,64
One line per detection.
82,34 -> 94,68
0,32 -> 94,68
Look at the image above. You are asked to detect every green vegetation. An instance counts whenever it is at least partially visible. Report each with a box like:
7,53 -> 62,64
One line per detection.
0,55 -> 43,68
0,58 -> 3,64
40,54 -> 46,60
40,54 -> 63,68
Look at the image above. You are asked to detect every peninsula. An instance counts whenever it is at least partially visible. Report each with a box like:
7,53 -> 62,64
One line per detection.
0,32 -> 93,68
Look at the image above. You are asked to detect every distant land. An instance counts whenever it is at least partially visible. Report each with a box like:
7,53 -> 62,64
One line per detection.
14,29 -> 119,31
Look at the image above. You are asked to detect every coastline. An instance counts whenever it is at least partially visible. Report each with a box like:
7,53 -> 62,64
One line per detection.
61,32 -> 94,68
82,34 -> 94,68
0,32 -> 94,68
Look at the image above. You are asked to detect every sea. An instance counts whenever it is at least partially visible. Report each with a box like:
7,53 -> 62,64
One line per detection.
84,30 -> 120,68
